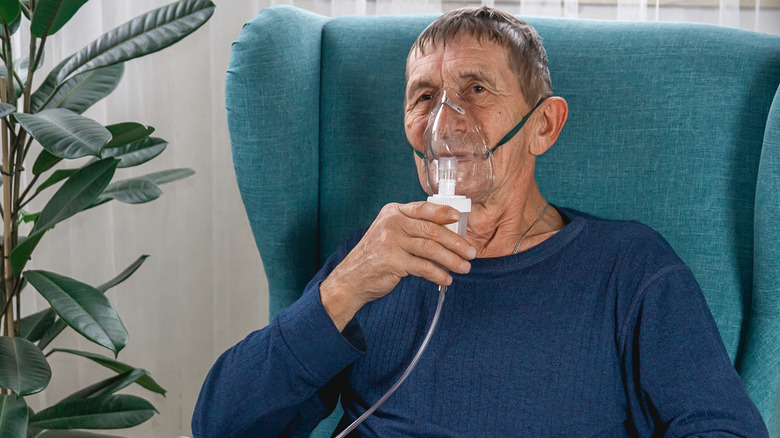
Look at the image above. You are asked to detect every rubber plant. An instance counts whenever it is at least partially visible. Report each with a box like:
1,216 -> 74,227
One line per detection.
0,0 -> 215,436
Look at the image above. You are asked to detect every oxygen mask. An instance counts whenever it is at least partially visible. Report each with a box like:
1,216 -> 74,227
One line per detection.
421,89 -> 494,200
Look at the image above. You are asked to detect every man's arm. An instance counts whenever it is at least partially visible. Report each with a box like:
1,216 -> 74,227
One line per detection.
191,244 -> 367,438
621,267 -> 769,437
192,201 -> 475,437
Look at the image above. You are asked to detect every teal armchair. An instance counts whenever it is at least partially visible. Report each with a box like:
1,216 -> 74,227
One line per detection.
226,6 -> 780,434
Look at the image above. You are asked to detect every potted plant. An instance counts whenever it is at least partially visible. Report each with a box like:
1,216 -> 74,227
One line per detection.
0,0 -> 215,436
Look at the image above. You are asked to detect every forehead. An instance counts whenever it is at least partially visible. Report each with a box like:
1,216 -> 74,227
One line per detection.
406,34 -> 511,87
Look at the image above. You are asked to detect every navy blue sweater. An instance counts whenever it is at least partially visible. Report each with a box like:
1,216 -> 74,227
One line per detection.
193,207 -> 768,437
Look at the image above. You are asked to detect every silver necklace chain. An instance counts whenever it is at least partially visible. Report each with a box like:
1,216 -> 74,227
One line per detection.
512,202 -> 550,255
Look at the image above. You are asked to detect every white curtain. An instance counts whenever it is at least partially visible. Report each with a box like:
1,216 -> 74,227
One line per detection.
18,1 -> 777,437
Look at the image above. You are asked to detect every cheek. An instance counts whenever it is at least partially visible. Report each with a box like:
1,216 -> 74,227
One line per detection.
404,114 -> 427,151
415,157 -> 433,195
481,112 -> 509,147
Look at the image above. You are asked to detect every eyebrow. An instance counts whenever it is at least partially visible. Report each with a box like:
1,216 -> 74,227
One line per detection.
406,79 -> 437,102
406,70 -> 498,100
460,71 -> 496,89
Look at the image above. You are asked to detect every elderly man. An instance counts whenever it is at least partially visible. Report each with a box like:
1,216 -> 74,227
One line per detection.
193,7 -> 767,437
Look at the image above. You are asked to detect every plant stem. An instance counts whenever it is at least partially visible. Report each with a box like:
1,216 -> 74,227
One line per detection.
17,172 -> 39,211
19,2 -> 30,18
1,75 -> 14,338
0,283 -> 21,326
23,36 -> 44,114
3,26 -> 14,111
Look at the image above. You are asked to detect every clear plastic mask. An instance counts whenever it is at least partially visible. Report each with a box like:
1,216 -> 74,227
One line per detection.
421,89 -> 494,199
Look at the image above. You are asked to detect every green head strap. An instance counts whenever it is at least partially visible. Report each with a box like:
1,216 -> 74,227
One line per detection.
490,97 -> 548,153
412,97 -> 548,159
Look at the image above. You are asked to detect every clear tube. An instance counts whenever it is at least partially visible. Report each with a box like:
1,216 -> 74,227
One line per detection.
334,285 -> 448,438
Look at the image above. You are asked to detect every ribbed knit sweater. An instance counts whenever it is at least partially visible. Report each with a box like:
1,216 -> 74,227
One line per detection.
192,207 -> 768,437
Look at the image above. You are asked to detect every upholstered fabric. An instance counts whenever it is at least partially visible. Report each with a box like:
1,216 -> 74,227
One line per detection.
226,5 -> 780,434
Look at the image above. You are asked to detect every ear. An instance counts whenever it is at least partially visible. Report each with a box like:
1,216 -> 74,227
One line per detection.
529,97 -> 568,157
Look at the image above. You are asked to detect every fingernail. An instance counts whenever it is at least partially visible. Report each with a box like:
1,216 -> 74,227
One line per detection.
467,246 -> 477,259
460,260 -> 471,274
450,212 -> 460,222
446,275 -> 453,285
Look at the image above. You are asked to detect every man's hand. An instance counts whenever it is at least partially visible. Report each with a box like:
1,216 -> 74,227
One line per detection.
320,202 -> 477,331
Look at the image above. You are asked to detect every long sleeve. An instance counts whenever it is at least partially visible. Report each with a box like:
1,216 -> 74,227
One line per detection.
621,266 -> 769,437
192,242 -> 367,438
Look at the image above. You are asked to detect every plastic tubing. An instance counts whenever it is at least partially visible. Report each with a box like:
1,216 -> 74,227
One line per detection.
334,284 -> 448,438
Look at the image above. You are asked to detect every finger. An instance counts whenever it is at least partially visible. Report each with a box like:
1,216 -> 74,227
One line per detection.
405,237 -> 472,274
397,201 -> 460,225
396,251 -> 453,286
403,217 -> 477,261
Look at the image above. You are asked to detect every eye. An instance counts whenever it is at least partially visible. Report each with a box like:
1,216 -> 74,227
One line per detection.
472,85 -> 486,94
418,93 -> 433,103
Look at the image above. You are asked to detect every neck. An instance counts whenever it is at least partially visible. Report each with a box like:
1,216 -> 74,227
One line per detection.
465,178 -> 562,258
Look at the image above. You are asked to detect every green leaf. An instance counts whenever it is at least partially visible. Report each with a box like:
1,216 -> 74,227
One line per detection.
0,102 -> 15,118
0,0 -> 21,25
32,63 -> 124,114
36,430 -> 123,438
19,211 -> 39,224
55,0 -> 215,84
100,136 -> 166,168
97,255 -> 148,293
30,0 -> 89,38
8,11 -> 19,35
14,109 -> 111,159
17,53 -> 46,96
59,368 -> 147,402
104,123 -> 154,149
9,231 -> 46,277
145,168 -> 195,185
30,58 -> 67,115
27,422 -> 43,438
37,256 -> 148,350
0,394 -> 27,438
50,349 -> 166,396
0,337 -> 51,396
33,168 -> 78,197
32,149 -> 62,175
35,317 -> 64,351
24,271 -> 128,356
18,50 -> 45,75
29,394 -> 156,429
95,177 -> 161,205
17,308 -> 56,342
34,157 -> 118,233
10,158 -> 117,275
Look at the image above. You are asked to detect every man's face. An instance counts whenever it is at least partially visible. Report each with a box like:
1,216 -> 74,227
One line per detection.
404,34 -> 531,201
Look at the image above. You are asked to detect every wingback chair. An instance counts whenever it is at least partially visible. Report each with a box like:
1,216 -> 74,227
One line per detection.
226,6 -> 780,435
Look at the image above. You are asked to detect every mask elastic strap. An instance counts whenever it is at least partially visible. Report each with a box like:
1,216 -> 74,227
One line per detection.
412,97 -> 549,159
490,97 -> 548,154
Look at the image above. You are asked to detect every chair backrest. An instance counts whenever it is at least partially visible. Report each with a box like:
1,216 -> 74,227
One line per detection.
226,6 -> 780,431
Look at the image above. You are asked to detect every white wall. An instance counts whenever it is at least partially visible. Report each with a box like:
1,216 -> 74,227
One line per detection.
18,1 -> 778,437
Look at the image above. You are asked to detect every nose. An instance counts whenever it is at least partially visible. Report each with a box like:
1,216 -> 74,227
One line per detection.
435,97 -> 468,135
444,97 -> 465,115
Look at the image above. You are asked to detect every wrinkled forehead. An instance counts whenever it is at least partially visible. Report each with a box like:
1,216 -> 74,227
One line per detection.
404,34 -> 509,102
405,31 -> 506,81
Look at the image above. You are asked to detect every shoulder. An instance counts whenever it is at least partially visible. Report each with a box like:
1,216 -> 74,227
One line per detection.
559,206 -> 686,274
558,207 -> 702,344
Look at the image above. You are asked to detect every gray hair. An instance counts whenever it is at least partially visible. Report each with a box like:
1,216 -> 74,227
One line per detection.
407,6 -> 553,107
